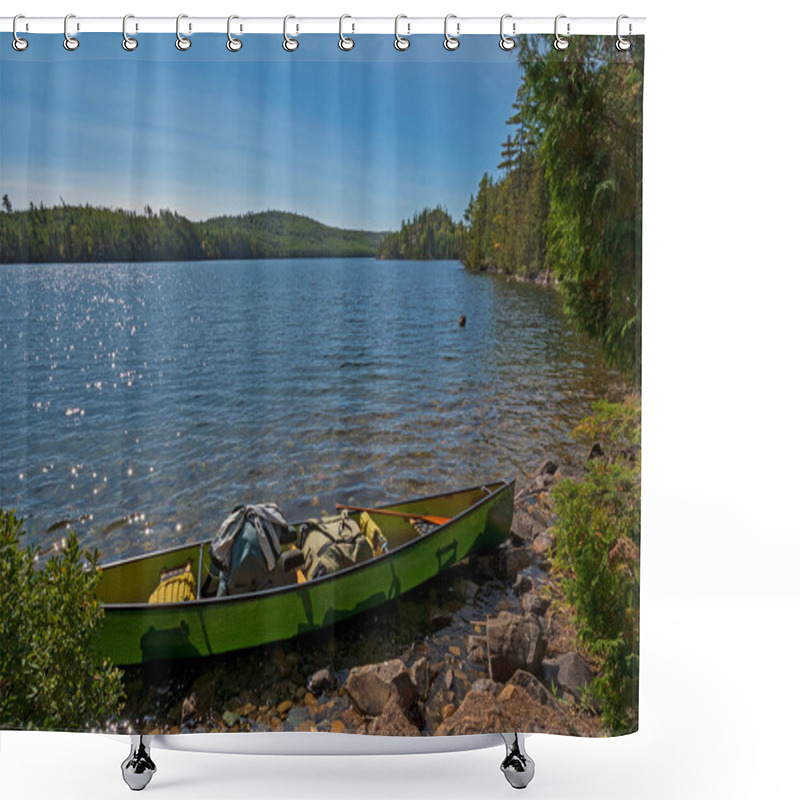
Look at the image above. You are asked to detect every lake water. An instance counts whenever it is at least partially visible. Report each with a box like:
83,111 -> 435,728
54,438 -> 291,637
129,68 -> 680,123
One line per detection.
0,258 -> 619,561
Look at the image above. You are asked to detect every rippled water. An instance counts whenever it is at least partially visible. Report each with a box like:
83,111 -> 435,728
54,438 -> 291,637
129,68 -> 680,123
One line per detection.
0,259 -> 619,560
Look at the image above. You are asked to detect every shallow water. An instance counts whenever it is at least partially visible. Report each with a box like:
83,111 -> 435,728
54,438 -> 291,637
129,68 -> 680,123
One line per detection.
0,258 -> 618,560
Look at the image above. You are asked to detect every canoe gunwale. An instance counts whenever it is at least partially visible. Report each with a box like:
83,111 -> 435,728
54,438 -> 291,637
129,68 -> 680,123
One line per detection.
100,479 -> 513,613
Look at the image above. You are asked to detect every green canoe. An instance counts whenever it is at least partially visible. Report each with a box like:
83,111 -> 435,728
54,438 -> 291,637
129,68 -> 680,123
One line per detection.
94,480 -> 514,665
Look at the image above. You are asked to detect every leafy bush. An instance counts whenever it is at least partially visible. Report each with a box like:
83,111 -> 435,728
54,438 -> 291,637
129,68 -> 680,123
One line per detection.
0,509 -> 124,730
551,397 -> 640,734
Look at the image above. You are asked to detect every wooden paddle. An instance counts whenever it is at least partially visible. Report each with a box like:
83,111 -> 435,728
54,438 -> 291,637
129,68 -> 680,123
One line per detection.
335,503 -> 451,527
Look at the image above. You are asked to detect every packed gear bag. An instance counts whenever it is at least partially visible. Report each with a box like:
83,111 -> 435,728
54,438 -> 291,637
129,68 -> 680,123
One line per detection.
299,511 -> 374,580
210,503 -> 296,596
148,560 -> 197,604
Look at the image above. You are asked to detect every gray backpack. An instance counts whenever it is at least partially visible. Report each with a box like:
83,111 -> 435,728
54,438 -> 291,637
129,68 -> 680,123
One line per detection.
210,504 -> 294,596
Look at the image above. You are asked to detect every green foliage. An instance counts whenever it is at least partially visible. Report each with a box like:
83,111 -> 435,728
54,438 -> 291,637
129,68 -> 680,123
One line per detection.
550,397 -> 641,734
0,204 -> 383,264
0,509 -> 125,731
515,36 -> 644,381
376,206 -> 465,260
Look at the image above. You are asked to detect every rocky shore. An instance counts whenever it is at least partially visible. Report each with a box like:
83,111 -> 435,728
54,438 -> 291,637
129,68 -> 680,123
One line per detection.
123,458 -> 601,738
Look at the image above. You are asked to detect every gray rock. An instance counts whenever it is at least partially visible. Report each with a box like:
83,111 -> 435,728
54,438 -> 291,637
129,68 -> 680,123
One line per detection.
307,668 -> 336,696
522,593 -> 551,617
539,653 -> 594,699
409,657 -> 434,702
507,669 -> 561,708
555,653 -> 594,698
535,460 -> 558,477
466,635 -> 486,664
498,546 -> 532,578
513,573 -> 534,595
346,659 -> 417,717
486,611 -> 547,683
532,531 -> 555,558
470,678 -> 503,696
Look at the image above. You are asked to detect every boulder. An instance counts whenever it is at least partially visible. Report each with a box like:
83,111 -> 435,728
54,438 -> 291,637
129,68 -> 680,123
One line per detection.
532,531 -> 555,558
346,659 -> 417,717
513,573 -> 534,596
497,545 -> 532,578
486,612 -> 547,682
535,460 -> 558,477
470,678 -> 503,696
507,669 -> 561,709
521,593 -> 551,617
369,694 -> 420,736
434,685 -> 539,736
409,657 -> 435,702
555,653 -> 594,697
466,635 -> 486,664
539,653 -> 593,699
307,668 -> 336,697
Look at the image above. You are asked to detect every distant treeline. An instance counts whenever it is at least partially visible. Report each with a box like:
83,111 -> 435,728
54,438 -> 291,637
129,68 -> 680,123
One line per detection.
376,206 -> 465,260
0,202 -> 383,264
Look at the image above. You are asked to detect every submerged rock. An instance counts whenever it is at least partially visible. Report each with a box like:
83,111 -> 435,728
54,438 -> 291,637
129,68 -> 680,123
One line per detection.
346,659 -> 417,717
308,667 -> 336,696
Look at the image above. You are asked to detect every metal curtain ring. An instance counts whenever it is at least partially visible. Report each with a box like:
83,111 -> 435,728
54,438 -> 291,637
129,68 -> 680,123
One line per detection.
499,14 -> 515,51
443,14 -> 460,51
176,14 -> 191,51
339,15 -> 354,51
283,15 -> 299,51
63,13 -> 79,51
227,15 -> 242,51
12,14 -> 28,51
553,14 -> 570,51
616,15 -> 632,51
394,15 -> 410,50
122,14 -> 138,51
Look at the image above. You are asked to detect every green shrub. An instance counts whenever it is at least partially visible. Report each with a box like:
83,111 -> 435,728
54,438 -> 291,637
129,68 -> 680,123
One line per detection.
0,509 -> 125,730
551,397 -> 640,734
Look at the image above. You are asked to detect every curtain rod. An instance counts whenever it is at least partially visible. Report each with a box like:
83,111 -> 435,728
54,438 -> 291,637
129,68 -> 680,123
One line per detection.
0,16 -> 646,37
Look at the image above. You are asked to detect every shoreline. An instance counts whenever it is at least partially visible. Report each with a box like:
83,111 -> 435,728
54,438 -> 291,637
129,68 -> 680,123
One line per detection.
122,457 -> 605,739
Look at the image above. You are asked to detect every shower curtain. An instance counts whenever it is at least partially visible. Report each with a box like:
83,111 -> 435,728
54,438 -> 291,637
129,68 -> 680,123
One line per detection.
0,27 -> 643,740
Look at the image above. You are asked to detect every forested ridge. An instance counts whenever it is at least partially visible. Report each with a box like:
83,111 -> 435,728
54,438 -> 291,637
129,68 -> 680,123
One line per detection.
376,206 -> 465,260
0,203 -> 383,264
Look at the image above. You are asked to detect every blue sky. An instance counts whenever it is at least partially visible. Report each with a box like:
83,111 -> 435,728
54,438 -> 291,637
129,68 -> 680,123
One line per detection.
0,34 -> 522,231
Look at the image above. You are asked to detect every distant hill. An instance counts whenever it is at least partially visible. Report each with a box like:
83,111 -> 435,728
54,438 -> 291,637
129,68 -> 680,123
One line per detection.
0,202 -> 385,264
377,206 -> 465,260
199,211 -> 384,260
